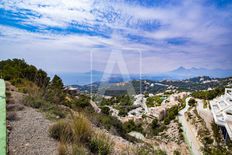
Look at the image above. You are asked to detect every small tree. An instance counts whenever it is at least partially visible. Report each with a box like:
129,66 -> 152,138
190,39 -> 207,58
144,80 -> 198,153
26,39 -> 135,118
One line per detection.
101,106 -> 110,115
188,98 -> 196,106
151,118 -> 159,129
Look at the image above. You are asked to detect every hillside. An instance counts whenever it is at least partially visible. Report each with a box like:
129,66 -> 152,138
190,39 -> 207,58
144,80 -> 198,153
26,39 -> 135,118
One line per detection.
1,59 -> 172,154
2,59 -> 232,155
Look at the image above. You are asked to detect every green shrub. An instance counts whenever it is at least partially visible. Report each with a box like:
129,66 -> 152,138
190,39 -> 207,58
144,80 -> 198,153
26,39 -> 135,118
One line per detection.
24,95 -> 68,119
192,88 -> 224,100
203,137 -> 214,145
23,96 -> 45,109
154,149 -> 167,155
173,150 -> 181,155
50,108 -> 66,119
89,133 -> 113,155
146,96 -> 164,107
135,147 -> 151,155
151,118 -> 159,129
101,106 -> 110,115
133,146 -> 166,155
188,98 -> 196,107
123,120 -> 143,133
72,95 -> 90,108
118,108 -> 128,117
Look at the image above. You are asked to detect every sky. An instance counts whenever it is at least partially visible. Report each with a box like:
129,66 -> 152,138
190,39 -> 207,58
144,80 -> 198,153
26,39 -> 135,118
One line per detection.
0,0 -> 232,74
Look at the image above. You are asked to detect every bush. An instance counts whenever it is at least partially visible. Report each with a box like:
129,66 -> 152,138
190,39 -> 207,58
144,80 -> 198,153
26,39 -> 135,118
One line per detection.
72,95 -> 90,108
49,120 -> 73,142
24,95 -> 68,119
151,118 -> 159,129
203,137 -> 214,145
123,120 -> 143,133
188,98 -> 196,107
146,96 -> 164,107
118,108 -> 128,117
49,108 -> 66,119
173,150 -> 181,155
23,96 -> 46,109
135,147 -> 151,155
89,133 -> 113,155
101,106 -> 110,115
191,88 -> 224,100
72,144 -> 87,155
152,123 -> 166,135
71,114 -> 92,143
154,149 -> 167,155
133,146 -> 166,155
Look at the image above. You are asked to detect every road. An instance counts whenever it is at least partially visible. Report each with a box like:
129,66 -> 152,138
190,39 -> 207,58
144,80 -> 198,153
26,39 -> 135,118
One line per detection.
178,97 -> 202,155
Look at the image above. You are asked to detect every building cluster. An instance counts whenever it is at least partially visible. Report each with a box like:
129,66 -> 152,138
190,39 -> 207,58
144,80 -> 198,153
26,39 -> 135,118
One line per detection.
210,88 -> 232,141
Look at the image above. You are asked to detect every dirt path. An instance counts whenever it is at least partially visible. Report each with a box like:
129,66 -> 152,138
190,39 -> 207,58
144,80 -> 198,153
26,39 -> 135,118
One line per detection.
9,107 -> 57,155
6,82 -> 58,155
8,106 -> 58,155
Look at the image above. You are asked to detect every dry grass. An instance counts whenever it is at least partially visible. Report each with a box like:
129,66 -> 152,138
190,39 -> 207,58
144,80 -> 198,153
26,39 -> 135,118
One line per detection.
58,142 -> 68,155
71,144 -> 87,155
89,132 -> 114,155
49,120 -> 73,143
50,114 -> 115,154
71,114 -> 92,143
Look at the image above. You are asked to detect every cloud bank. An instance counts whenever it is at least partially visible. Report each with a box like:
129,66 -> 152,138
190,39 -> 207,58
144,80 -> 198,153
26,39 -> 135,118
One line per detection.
0,0 -> 232,74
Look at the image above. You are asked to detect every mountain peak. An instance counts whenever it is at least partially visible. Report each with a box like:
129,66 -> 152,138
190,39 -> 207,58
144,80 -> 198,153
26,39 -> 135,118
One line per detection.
176,66 -> 186,71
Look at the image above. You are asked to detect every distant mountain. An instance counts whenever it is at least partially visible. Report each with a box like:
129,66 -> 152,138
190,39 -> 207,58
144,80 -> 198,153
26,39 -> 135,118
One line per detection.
167,67 -> 232,79
58,67 -> 232,85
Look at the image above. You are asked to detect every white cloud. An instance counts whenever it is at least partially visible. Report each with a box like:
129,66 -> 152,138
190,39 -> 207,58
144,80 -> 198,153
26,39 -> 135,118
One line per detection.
0,0 -> 232,73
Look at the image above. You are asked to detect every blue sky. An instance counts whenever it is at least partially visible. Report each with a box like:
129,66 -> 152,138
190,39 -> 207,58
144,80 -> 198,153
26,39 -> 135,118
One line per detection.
0,0 -> 232,74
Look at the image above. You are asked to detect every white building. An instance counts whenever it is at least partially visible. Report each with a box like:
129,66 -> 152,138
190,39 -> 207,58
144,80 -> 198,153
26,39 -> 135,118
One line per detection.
210,88 -> 232,140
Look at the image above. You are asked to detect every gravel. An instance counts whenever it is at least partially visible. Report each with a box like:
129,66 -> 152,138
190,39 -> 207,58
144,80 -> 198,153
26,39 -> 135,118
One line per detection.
8,106 -> 58,155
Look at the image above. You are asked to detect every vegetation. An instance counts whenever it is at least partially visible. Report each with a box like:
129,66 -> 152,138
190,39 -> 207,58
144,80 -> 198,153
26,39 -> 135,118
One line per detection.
150,117 -> 166,135
100,106 -> 110,115
164,105 -> 179,125
188,98 -> 196,107
23,95 -> 68,120
133,145 -> 166,155
191,88 -> 224,100
203,100 -> 208,109
173,150 -> 181,155
146,95 -> 164,107
49,120 -> 73,142
49,114 -> 114,155
122,120 -> 143,133
58,142 -> 68,155
0,59 -> 50,88
113,95 -> 135,117
211,123 -> 220,141
71,95 -> 90,108
89,133 -> 113,155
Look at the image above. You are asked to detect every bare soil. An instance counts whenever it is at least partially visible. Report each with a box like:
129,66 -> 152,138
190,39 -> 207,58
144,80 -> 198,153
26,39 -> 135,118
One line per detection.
7,82 -> 58,155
